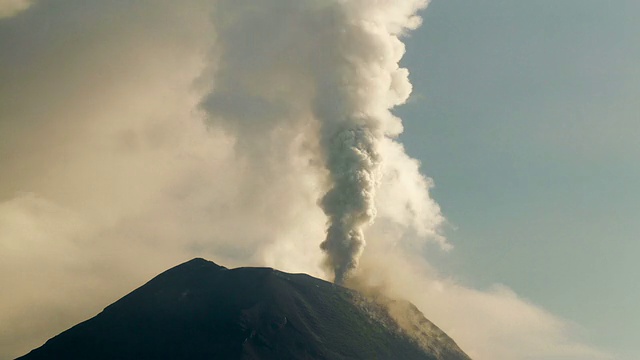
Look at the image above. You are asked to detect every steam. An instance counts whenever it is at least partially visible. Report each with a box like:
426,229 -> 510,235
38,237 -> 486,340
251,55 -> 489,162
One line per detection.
204,0 -> 429,283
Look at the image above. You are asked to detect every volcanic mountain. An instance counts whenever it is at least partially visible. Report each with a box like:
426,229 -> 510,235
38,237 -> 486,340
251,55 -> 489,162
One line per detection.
17,258 -> 470,360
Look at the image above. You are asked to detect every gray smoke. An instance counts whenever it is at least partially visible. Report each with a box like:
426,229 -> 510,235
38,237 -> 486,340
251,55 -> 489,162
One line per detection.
319,125 -> 380,284
203,0 -> 429,283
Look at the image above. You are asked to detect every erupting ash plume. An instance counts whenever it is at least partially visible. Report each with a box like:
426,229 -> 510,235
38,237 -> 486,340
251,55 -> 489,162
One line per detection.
320,126 -> 379,284
204,0 -> 429,284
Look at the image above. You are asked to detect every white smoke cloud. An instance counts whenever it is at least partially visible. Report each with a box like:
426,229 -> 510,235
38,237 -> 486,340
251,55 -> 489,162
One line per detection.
202,0 -> 440,283
375,136 -> 447,248
0,1 -> 611,359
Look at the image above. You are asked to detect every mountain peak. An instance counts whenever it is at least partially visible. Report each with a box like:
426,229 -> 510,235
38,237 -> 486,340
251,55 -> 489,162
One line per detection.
168,257 -> 227,272
18,259 -> 470,360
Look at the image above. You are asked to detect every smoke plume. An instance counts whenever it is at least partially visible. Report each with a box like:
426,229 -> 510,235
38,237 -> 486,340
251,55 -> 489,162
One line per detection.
203,0 -> 429,283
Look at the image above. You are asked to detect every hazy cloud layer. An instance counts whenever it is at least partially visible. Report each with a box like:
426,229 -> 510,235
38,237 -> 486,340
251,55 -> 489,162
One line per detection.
0,1 -> 609,359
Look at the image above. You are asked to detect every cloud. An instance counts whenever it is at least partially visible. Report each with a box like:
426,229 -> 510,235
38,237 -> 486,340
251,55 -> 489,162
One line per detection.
201,0 -> 441,283
0,1 -> 611,359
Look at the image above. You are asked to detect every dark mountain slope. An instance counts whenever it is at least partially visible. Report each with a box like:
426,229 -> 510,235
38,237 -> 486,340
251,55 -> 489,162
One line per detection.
17,258 -> 470,360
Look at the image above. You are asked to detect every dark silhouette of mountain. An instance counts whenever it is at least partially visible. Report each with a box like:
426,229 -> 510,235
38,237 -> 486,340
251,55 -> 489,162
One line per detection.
17,258 -> 471,360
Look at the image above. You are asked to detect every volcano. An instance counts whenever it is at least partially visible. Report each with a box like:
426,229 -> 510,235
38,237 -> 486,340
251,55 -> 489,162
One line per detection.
17,258 -> 470,360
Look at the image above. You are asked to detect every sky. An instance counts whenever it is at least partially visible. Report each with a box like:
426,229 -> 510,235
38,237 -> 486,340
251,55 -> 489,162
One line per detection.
398,1 -> 639,359
0,1 -> 637,359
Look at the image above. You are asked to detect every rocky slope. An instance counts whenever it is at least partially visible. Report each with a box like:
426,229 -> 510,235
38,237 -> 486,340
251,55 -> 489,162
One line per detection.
17,258 -> 470,360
